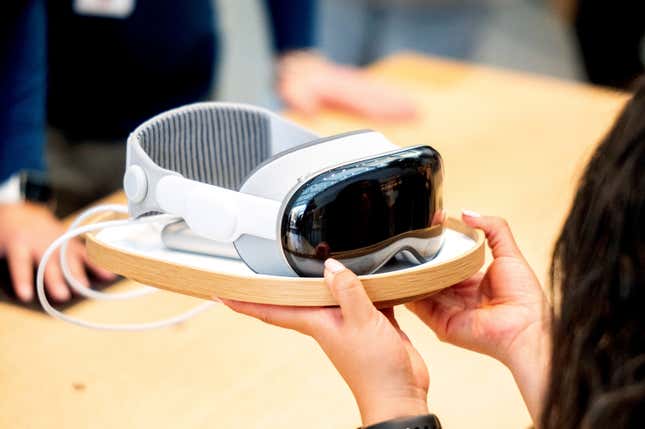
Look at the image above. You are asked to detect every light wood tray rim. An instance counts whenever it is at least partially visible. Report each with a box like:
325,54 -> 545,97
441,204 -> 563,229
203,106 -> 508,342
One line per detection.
86,216 -> 485,306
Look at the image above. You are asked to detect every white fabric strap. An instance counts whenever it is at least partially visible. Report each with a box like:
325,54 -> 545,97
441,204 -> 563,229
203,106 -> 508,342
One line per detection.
156,176 -> 281,242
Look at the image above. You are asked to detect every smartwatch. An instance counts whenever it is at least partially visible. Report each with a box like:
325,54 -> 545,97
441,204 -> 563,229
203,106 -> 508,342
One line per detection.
363,414 -> 442,429
0,170 -> 53,205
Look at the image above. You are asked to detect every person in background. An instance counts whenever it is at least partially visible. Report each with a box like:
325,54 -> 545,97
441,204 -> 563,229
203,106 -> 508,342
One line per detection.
318,0 -> 582,83
224,80 -> 645,427
0,0 -> 416,303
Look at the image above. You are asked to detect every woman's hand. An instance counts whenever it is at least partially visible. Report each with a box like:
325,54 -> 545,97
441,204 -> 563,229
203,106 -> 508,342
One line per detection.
222,259 -> 429,427
406,211 -> 551,423
276,50 -> 418,121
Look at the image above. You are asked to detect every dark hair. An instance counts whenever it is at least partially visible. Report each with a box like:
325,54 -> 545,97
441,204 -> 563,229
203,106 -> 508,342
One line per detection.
542,80 -> 645,428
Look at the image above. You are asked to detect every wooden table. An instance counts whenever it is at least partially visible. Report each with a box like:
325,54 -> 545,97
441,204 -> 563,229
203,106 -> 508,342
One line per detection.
0,54 -> 627,429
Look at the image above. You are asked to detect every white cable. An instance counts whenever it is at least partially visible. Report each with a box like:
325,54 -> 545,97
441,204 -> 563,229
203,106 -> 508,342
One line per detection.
60,204 -> 158,300
37,212 -> 216,331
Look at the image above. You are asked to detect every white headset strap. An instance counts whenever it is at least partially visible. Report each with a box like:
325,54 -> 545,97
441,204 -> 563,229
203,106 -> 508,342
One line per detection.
155,176 -> 281,242
124,102 -> 317,220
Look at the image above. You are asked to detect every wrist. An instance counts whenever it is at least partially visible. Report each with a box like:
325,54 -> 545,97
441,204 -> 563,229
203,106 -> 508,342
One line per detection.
0,170 -> 54,208
276,49 -> 329,75
503,320 -> 551,424
0,200 -> 51,213
278,48 -> 321,62
357,389 -> 429,427
503,320 -> 550,371
363,414 -> 441,429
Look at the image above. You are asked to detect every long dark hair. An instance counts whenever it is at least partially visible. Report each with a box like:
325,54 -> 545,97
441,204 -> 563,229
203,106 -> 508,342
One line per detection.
542,81 -> 645,428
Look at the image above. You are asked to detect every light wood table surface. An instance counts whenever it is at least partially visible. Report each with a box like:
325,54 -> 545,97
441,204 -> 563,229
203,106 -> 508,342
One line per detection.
0,53 -> 628,429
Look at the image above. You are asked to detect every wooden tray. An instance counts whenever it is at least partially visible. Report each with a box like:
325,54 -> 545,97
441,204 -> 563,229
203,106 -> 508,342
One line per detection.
86,216 -> 484,307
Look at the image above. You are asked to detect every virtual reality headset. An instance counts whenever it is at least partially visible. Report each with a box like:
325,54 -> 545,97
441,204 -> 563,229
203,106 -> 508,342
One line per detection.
123,103 -> 445,277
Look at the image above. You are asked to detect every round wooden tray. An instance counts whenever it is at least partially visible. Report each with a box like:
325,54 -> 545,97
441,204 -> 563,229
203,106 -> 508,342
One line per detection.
86,216 -> 484,307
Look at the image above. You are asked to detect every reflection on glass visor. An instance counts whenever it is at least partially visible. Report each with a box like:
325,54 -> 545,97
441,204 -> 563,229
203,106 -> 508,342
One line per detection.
281,145 -> 445,276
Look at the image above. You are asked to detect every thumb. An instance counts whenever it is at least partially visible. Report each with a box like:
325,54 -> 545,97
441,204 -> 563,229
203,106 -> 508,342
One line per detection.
462,210 -> 524,259
324,258 -> 375,325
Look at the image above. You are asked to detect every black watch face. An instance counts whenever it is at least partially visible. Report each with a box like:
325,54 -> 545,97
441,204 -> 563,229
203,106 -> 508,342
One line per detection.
20,171 -> 53,204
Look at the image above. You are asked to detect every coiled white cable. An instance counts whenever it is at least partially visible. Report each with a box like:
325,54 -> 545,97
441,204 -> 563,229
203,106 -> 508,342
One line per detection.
37,205 -> 217,331
59,204 -> 158,300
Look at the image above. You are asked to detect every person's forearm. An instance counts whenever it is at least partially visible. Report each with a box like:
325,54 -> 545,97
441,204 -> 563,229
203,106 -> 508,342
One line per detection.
504,321 -> 551,426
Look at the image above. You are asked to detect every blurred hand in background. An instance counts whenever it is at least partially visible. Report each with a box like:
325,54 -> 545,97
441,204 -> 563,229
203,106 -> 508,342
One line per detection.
0,203 -> 114,302
277,50 -> 418,121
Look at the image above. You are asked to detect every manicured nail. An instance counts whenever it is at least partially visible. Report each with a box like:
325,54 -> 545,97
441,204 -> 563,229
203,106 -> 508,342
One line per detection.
462,209 -> 481,218
324,258 -> 345,274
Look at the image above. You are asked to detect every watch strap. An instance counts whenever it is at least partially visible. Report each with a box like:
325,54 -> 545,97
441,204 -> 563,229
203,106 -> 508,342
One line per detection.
363,414 -> 442,429
0,171 -> 53,205
0,174 -> 21,204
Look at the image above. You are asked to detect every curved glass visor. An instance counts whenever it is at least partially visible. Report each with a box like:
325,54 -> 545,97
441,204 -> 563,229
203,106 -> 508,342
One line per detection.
281,145 -> 445,277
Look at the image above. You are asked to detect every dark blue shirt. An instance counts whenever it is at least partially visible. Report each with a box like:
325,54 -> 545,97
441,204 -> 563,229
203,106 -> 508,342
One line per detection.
0,0 -> 315,182
1,1 -> 47,182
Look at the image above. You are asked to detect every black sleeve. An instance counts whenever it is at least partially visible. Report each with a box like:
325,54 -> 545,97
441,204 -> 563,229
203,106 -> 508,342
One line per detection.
264,0 -> 316,54
575,0 -> 645,89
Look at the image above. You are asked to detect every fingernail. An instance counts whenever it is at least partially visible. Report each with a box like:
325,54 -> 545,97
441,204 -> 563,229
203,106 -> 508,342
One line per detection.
53,287 -> 71,302
462,209 -> 481,218
324,258 -> 345,274
18,286 -> 34,302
